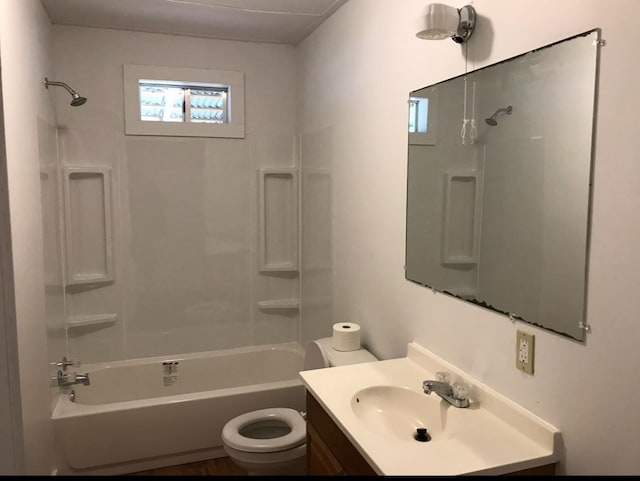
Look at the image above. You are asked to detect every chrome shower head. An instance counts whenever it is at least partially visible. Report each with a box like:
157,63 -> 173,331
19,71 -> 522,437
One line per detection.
70,93 -> 87,106
44,77 -> 87,107
485,105 -> 513,126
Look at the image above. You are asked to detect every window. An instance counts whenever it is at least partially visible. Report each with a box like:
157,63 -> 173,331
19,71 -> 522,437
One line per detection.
139,82 -> 228,124
124,64 -> 244,138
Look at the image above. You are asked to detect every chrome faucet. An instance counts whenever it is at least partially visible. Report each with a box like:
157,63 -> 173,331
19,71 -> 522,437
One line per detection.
50,356 -> 80,372
51,370 -> 90,387
422,371 -> 470,408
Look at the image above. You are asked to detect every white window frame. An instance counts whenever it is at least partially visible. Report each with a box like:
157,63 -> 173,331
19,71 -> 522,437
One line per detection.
123,64 -> 245,138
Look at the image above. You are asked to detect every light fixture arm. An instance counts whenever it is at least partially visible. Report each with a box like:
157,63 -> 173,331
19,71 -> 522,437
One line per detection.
452,5 -> 476,44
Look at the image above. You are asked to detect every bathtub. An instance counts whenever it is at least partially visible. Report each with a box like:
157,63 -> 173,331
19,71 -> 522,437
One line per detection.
52,342 -> 306,475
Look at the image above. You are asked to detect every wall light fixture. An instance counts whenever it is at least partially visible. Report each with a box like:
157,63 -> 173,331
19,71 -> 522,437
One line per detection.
416,3 -> 476,44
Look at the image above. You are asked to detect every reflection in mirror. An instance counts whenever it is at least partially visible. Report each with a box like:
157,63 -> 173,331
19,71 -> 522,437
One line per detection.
405,29 -> 601,341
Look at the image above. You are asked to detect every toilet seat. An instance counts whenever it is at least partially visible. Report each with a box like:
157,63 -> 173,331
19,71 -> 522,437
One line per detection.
222,407 -> 305,453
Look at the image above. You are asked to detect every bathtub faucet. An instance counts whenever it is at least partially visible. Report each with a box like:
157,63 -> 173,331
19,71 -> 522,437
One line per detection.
52,370 -> 90,387
50,356 -> 80,372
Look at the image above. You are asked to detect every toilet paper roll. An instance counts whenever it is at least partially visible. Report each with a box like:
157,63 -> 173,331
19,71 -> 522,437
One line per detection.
332,322 -> 361,352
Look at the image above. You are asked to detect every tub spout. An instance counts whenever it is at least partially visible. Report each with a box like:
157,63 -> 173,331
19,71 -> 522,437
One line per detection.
52,370 -> 90,387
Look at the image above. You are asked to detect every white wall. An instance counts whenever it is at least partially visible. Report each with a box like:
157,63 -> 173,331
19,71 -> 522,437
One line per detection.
0,0 -> 57,474
52,26 -> 299,362
297,0 -> 640,474
0,62 -> 21,475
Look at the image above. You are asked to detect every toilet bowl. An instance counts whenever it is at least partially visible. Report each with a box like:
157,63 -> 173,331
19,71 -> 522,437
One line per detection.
221,337 -> 377,475
221,407 -> 307,475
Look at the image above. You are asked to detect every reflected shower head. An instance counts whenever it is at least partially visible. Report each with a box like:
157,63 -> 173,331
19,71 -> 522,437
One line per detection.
44,77 -> 87,107
485,105 -> 513,126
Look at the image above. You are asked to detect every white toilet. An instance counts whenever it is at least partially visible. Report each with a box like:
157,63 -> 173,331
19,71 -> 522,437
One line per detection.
221,337 -> 377,475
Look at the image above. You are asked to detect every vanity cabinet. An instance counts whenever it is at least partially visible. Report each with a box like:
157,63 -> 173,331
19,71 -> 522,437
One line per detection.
305,390 -> 555,476
306,391 -> 376,475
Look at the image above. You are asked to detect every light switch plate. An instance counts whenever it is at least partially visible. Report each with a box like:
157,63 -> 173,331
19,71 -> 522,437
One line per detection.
516,330 -> 535,374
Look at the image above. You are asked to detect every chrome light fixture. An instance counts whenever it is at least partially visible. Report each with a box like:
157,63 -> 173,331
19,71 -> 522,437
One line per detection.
416,3 -> 476,44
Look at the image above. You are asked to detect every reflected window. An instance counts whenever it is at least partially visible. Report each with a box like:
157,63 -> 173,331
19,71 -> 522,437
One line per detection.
408,97 -> 429,133
408,92 -> 437,145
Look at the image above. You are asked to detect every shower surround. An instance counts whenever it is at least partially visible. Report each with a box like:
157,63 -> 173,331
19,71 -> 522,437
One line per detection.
49,25 -> 300,364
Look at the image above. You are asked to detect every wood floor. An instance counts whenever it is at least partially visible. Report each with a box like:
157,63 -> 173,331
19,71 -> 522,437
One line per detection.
130,457 -> 248,476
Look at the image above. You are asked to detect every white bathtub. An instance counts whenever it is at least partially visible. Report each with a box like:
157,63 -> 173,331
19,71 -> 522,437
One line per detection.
52,342 -> 306,475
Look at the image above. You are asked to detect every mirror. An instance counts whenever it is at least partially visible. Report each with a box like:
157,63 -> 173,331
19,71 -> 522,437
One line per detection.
405,29 -> 601,341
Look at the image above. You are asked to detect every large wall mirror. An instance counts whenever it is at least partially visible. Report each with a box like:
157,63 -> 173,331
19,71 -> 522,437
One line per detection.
405,29 -> 601,341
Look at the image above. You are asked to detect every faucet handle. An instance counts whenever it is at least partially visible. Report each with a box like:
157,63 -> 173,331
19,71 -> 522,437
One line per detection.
436,371 -> 451,383
452,381 -> 470,401
50,356 -> 80,372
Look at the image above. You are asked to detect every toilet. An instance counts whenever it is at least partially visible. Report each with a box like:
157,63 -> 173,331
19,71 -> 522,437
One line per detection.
221,337 -> 377,475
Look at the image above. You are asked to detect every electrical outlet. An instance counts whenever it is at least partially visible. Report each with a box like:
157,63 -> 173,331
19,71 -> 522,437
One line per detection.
516,330 -> 535,374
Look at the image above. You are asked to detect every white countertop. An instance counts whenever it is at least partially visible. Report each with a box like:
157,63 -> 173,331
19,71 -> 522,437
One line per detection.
299,342 -> 561,476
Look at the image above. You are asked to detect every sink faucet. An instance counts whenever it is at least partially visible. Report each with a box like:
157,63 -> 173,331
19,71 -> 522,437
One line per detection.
423,371 -> 470,408
51,370 -> 90,387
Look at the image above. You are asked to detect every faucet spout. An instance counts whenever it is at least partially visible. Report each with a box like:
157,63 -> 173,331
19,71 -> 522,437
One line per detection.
52,370 -> 90,387
74,373 -> 91,386
422,374 -> 470,408
422,380 -> 453,397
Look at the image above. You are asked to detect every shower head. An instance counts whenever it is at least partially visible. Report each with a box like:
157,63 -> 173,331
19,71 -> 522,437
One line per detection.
485,105 -> 513,126
70,93 -> 87,106
44,77 -> 87,107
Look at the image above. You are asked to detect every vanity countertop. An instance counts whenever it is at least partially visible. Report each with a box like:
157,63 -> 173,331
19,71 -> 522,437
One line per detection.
299,342 -> 560,476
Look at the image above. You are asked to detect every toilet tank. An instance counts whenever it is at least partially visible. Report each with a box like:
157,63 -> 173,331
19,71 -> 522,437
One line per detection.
303,337 -> 377,370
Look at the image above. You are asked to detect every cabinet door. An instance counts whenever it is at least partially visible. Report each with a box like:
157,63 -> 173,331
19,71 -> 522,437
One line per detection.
307,422 -> 345,475
306,391 -> 377,476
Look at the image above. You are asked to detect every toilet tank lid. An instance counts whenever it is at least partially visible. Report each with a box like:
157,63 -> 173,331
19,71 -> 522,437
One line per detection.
304,337 -> 377,370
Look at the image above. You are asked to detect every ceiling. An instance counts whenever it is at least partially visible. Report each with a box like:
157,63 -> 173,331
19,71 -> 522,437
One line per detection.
40,0 -> 348,45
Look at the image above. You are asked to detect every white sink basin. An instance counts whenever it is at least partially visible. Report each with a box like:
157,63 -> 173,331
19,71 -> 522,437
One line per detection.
351,385 -> 445,441
300,342 -> 560,475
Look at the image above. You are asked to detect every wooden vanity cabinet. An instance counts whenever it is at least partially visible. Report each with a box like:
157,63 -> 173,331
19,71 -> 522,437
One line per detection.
305,390 -> 555,476
306,391 -> 376,475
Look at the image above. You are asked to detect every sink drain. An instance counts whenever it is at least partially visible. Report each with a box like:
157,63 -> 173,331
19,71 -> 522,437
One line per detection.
414,428 -> 431,442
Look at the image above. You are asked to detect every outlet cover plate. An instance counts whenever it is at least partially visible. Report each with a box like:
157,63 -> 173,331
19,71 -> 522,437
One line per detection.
516,330 -> 535,374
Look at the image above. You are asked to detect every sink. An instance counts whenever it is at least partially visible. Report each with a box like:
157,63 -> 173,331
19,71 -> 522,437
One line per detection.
351,385 -> 446,442
301,343 -> 560,475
